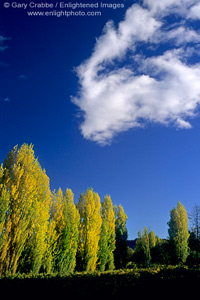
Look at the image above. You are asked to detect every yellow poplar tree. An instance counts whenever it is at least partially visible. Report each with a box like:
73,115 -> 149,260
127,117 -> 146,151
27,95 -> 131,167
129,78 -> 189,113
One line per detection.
149,230 -> 156,248
0,165 -> 10,254
31,167 -> 51,274
77,188 -> 102,271
0,144 -> 51,275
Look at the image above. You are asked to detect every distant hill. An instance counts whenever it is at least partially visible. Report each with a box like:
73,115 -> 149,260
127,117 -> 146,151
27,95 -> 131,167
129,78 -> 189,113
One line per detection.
128,239 -> 137,249
128,238 -> 167,250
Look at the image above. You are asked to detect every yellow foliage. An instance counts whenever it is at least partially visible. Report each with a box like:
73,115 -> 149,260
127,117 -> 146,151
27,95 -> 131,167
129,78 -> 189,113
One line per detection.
0,144 -> 126,274
77,188 -> 102,272
0,144 -> 51,275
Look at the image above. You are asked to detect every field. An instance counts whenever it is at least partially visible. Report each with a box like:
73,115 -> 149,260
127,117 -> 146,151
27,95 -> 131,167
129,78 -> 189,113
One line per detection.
1,266 -> 200,298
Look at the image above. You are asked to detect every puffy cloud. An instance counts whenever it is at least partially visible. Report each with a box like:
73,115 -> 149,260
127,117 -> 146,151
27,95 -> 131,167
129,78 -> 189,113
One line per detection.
73,1 -> 200,145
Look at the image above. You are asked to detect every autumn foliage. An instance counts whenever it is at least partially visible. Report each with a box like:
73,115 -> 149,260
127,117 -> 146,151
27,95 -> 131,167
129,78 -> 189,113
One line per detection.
0,144 -> 128,275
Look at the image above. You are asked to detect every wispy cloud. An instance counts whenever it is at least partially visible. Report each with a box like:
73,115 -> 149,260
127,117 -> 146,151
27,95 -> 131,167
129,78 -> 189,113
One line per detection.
3,97 -> 11,103
73,0 -> 200,145
18,74 -> 28,81
0,35 -> 10,52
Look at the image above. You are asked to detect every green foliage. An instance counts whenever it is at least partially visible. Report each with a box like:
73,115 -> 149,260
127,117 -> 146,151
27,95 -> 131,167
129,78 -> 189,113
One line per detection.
134,227 -> 151,265
44,188 -> 65,273
188,204 -> 200,264
57,188 -> 80,274
168,201 -> 190,263
1,266 -> 200,297
98,195 -> 116,271
149,230 -> 156,248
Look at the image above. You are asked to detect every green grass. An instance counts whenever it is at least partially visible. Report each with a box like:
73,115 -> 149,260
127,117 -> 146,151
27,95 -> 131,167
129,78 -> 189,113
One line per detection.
1,266 -> 200,298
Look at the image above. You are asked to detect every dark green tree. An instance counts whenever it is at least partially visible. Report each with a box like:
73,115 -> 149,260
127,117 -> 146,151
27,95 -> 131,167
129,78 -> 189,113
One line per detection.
114,204 -> 128,268
134,227 -> 151,265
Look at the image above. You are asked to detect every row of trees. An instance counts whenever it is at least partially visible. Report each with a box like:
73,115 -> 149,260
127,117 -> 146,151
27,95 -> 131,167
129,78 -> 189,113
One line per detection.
1,143 -> 199,274
0,144 -> 128,275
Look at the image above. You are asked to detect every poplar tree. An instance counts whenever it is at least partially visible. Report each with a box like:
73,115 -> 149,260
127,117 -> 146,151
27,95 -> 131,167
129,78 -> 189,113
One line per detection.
57,188 -> 80,274
99,195 -> 116,271
0,144 -> 51,275
0,165 -> 10,253
44,188 -> 65,273
168,201 -> 190,263
77,188 -> 102,271
189,204 -> 200,260
135,227 -> 151,265
76,193 -> 85,269
30,164 -> 51,274
149,230 -> 156,248
142,226 -> 151,264
114,204 -> 128,268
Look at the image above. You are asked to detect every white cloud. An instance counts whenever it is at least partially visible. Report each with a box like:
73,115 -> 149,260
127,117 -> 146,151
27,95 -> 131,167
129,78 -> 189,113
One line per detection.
143,0 -> 198,16
165,26 -> 200,45
176,118 -> 192,129
73,0 -> 200,145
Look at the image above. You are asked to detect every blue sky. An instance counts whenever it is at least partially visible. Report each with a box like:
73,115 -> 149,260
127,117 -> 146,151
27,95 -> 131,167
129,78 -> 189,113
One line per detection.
1,0 -> 200,239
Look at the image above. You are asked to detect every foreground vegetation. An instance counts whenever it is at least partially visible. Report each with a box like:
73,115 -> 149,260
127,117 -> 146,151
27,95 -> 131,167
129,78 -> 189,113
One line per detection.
0,266 -> 200,297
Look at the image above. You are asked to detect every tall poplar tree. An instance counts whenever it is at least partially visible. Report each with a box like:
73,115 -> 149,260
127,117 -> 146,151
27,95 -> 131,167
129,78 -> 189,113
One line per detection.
57,188 -> 80,274
77,188 -> 102,271
188,204 -> 200,260
76,193 -> 85,269
0,165 -> 10,253
30,164 -> 51,274
0,144 -> 51,275
142,226 -> 151,264
99,195 -> 116,271
168,201 -> 190,263
44,188 -> 65,273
